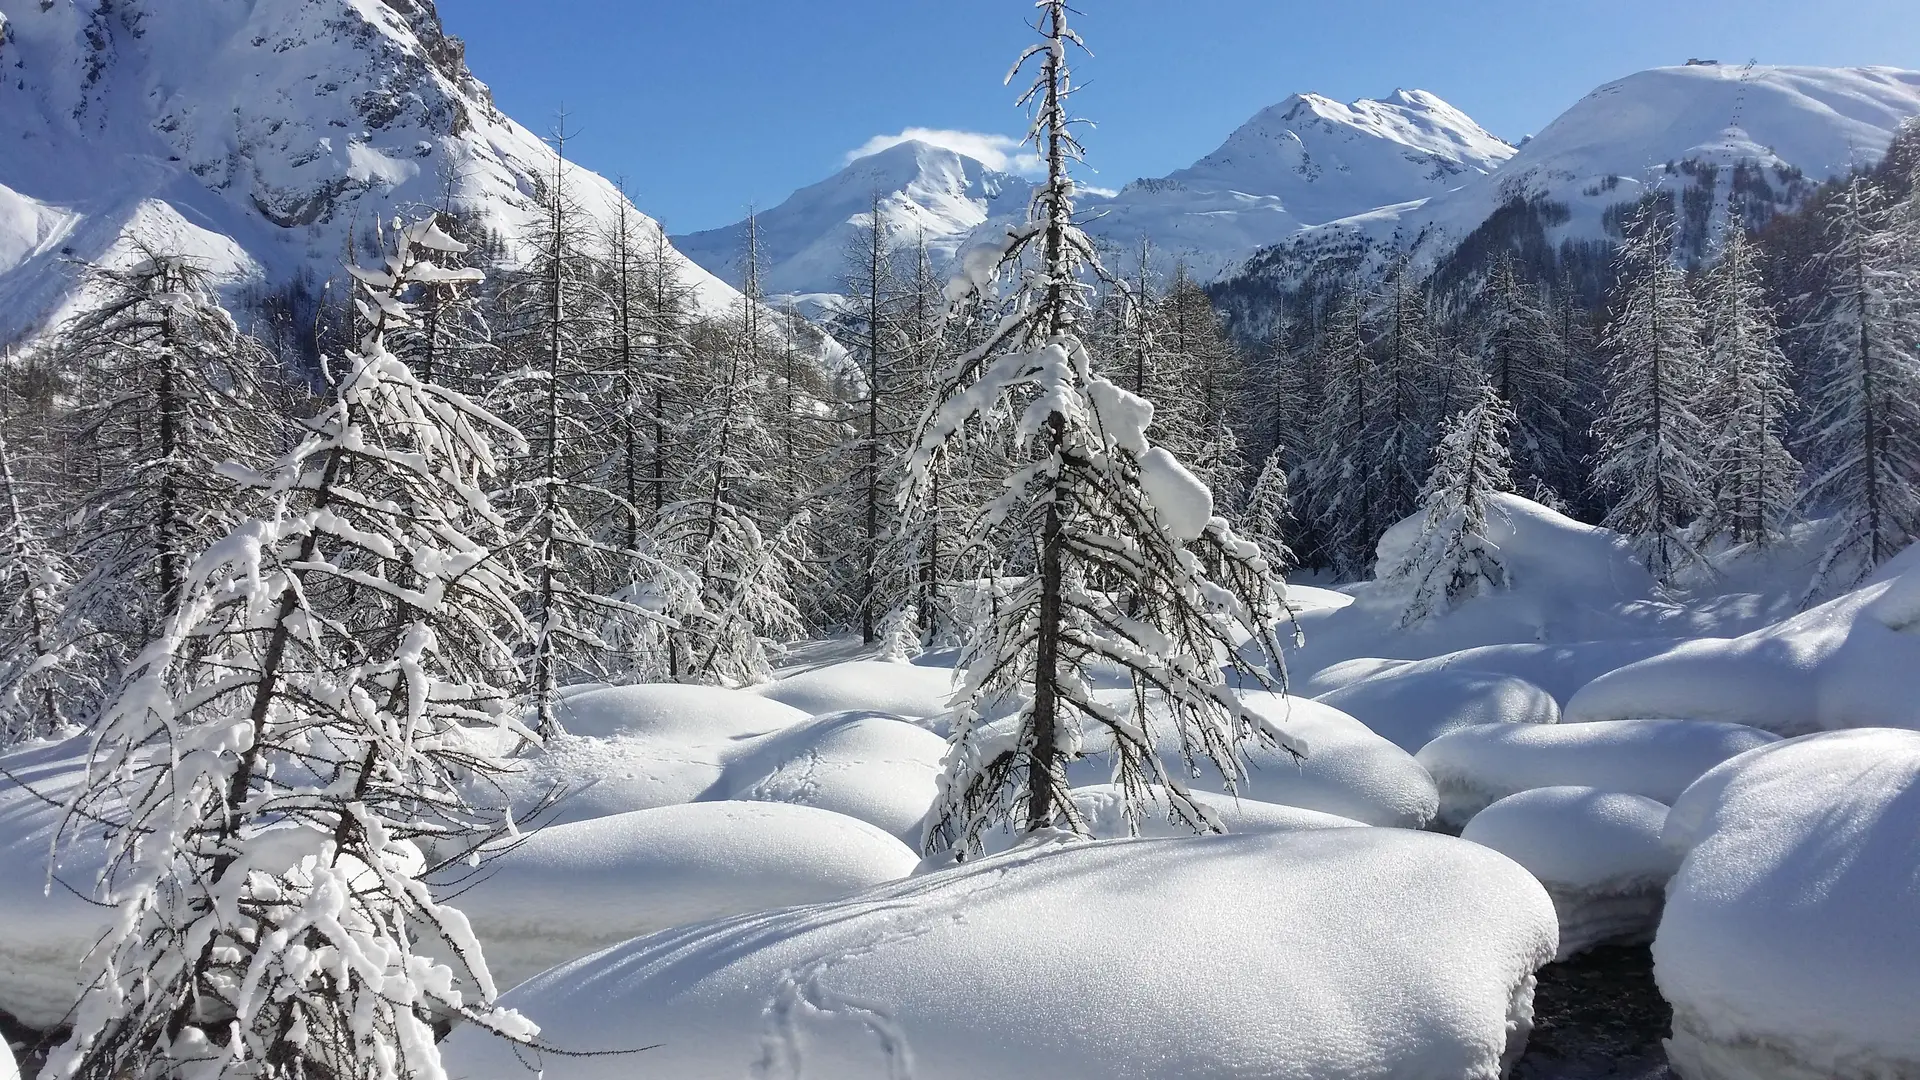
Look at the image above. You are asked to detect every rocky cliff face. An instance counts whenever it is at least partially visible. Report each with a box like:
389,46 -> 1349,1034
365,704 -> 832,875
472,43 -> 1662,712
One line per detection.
0,0 -> 738,344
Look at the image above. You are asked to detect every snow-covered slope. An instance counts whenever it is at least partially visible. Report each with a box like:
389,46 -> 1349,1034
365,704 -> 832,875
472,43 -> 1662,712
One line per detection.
1231,65 -> 1920,292
672,138 -> 1034,303
679,89 -> 1510,302
0,0 -> 742,345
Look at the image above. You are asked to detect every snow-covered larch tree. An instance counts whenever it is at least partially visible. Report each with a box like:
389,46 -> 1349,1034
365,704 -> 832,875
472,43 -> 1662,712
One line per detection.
905,0 -> 1296,857
49,218 -> 541,1080
1298,291 -> 1379,579
0,428 -> 84,743
1474,253 -> 1571,501
1800,173 -> 1920,597
1593,200 -> 1713,582
1241,448 -> 1295,573
1697,221 -> 1800,546
1390,382 -> 1517,626
60,249 -> 277,656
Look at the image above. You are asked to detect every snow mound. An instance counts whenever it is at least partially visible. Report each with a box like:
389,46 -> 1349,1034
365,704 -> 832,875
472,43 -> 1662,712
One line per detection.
1301,638 -> 1686,706
714,710 -> 947,844
1416,719 -> 1778,828
0,734 -> 114,1030
1655,729 -> 1920,1080
1566,568 -> 1920,735
1462,787 -> 1678,960
457,802 -> 918,991
442,829 -> 1559,1080
1316,667 -> 1559,753
1288,496 -> 1685,680
1020,784 -> 1366,850
1067,694 -> 1438,829
490,685 -> 811,824
757,660 -> 956,719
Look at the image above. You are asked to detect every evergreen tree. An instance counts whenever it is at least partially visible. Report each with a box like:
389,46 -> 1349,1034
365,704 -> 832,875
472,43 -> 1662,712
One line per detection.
1593,201 -> 1713,581
1698,222 -> 1800,546
1242,448 -> 1295,572
1801,173 -> 1920,596
1298,291 -> 1378,579
48,218 -> 540,1080
1390,383 -> 1517,625
1474,253 -> 1571,501
906,1 -> 1295,856
1370,265 -> 1439,526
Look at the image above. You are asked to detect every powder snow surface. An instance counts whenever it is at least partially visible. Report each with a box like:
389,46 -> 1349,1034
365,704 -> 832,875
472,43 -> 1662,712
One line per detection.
1463,787 -> 1678,960
1416,719 -> 1778,828
1655,729 -> 1920,1080
0,734 -> 114,1029
442,829 -> 1559,1080
457,801 -> 918,990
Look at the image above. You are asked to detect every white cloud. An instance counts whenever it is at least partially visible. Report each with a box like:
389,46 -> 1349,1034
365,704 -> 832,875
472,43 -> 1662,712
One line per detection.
844,128 -> 1042,176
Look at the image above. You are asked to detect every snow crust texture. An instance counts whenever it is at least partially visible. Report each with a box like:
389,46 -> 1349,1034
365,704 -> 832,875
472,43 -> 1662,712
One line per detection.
1655,729 -> 1920,1080
442,828 -> 1560,1080
1462,787 -> 1678,960
1416,718 -> 1778,828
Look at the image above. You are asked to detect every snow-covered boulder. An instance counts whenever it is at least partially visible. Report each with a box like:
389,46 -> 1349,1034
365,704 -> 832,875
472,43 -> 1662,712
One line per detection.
1031,784 -> 1367,849
1416,718 -> 1777,828
442,829 -> 1559,1080
1462,787 -> 1678,960
492,685 -> 810,824
1067,694 -> 1438,829
757,660 -> 956,719
714,710 -> 947,844
0,734 -> 113,1030
458,802 -> 918,990
1655,729 -> 1920,1080
1316,667 -> 1560,753
1566,570 -> 1920,735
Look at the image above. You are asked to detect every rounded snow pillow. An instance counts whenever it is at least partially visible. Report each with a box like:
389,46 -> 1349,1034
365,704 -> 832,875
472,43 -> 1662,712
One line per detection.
1463,787 -> 1677,959
1416,718 -> 1777,828
1656,729 -> 1920,1080
458,801 -> 918,990
1316,668 -> 1560,754
715,710 -> 948,844
443,828 -> 1559,1080
756,660 -> 956,719
556,683 -> 808,740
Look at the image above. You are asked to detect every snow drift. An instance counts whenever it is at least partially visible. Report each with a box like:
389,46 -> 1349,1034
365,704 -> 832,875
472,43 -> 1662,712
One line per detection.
442,829 -> 1559,1080
1565,563 -> 1920,735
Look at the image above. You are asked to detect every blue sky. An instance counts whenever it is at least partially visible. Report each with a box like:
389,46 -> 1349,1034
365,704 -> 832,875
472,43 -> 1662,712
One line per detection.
446,1 -> 1920,235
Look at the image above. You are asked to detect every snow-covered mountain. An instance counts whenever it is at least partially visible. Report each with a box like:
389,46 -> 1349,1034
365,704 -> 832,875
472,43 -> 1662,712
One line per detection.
1230,65 -> 1920,296
0,0 -> 742,346
1078,89 -> 1513,279
676,89 -> 1511,303
671,138 -> 1034,305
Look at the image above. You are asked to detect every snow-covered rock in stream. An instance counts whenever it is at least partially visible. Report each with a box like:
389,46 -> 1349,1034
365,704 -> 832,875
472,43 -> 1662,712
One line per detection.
1315,667 -> 1560,754
1416,718 -> 1777,829
1655,729 -> 1920,1080
1462,787 -> 1678,961
442,828 -> 1559,1080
